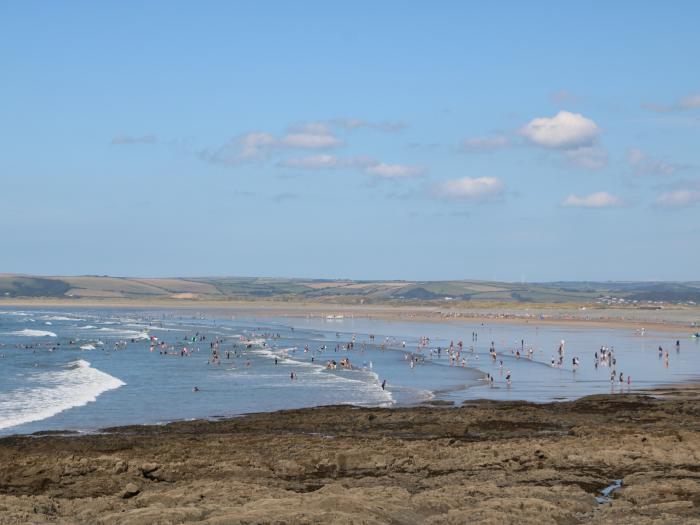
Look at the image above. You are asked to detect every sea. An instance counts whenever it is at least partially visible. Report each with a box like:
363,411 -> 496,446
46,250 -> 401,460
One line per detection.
1,308 -> 698,436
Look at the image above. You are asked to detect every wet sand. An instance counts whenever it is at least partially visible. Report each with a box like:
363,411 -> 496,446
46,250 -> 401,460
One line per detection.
2,298 -> 699,334
2,391 -> 700,524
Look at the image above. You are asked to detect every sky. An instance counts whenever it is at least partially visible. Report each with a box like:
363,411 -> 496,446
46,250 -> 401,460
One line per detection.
1,1 -> 699,281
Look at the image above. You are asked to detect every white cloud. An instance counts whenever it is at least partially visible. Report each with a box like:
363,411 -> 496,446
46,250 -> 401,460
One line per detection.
196,117 -> 410,171
643,92 -> 700,112
111,134 -> 157,145
276,154 -> 424,181
280,128 -> 343,149
654,189 -> 700,208
565,146 -> 608,170
520,111 -> 600,149
561,192 -> 620,208
627,148 -> 682,177
433,177 -> 505,199
461,135 -> 509,152
239,132 -> 277,158
199,122 -> 344,165
199,132 -> 276,164
278,155 -> 376,170
280,122 -> 343,149
365,163 -> 425,178
278,154 -> 341,169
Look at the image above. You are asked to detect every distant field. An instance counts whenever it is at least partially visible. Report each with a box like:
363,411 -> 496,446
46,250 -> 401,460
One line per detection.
2,274 -> 700,306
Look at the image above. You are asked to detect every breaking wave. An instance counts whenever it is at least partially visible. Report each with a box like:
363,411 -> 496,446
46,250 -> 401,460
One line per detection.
0,360 -> 125,431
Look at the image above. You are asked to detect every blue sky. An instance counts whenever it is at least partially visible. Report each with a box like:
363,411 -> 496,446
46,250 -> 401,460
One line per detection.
1,1 -> 698,281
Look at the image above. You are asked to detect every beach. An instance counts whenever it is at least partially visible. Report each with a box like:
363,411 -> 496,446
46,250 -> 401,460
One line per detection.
1,298 -> 699,332
2,307 -> 699,436
2,392 -> 700,524
2,306 -> 700,523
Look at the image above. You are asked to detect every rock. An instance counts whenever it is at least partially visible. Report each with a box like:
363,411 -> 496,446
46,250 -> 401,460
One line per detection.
139,462 -> 161,479
113,460 -> 128,474
139,462 -> 159,475
2,395 -> 700,524
120,483 -> 140,499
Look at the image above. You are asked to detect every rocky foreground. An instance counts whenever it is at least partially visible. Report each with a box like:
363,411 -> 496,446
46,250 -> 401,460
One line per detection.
1,394 -> 700,524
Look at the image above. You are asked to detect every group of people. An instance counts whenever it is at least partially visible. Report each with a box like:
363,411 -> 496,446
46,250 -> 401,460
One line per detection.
14,316 -> 690,399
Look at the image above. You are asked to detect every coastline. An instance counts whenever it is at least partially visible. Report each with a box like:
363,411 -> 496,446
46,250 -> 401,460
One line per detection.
1,298 -> 698,334
2,392 -> 700,524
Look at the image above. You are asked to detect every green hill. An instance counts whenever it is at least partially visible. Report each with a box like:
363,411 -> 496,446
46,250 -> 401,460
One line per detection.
2,274 -> 700,306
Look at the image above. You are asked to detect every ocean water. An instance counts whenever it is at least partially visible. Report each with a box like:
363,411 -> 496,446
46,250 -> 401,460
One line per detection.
0,308 -> 697,436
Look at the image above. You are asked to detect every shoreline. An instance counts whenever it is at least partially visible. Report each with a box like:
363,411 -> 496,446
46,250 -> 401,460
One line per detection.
1,298 -> 698,334
2,392 -> 700,523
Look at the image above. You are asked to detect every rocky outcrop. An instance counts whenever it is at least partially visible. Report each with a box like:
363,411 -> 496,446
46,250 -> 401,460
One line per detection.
1,393 -> 699,523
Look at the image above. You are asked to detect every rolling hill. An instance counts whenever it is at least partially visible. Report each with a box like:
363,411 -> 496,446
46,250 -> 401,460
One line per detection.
1,274 -> 700,305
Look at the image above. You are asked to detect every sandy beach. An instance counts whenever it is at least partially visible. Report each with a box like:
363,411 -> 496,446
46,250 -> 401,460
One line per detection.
2,298 -> 698,334
1,392 -> 700,524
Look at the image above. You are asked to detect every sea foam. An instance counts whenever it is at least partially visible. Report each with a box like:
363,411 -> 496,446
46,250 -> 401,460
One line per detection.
8,329 -> 57,337
0,360 -> 125,431
41,315 -> 86,322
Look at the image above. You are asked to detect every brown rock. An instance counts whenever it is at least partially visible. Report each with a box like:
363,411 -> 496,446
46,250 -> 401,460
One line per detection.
120,483 -> 140,499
